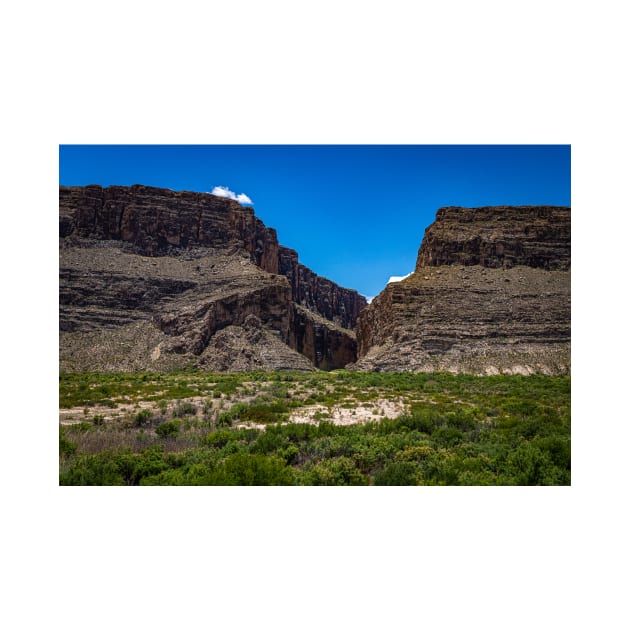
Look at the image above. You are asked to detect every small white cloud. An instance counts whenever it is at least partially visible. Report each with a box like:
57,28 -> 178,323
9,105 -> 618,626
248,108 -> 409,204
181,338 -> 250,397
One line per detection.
210,186 -> 253,205
210,186 -> 234,199
365,296 -> 374,304
236,193 -> 253,204
387,273 -> 412,284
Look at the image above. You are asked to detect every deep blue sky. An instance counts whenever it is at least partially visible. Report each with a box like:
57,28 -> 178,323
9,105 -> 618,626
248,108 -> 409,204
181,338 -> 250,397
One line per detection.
59,145 -> 570,298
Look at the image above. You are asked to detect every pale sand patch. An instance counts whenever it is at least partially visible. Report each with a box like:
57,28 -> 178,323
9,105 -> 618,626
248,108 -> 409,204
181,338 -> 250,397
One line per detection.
59,395 -> 216,425
235,398 -> 408,430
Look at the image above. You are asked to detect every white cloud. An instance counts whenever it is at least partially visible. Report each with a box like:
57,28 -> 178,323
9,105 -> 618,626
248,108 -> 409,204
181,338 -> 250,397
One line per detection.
365,296 -> 374,304
236,193 -> 253,204
387,272 -> 412,284
210,186 -> 253,205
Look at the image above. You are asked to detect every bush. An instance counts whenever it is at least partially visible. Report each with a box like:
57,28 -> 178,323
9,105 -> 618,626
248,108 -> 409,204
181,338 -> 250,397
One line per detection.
205,429 -> 249,449
156,420 -> 181,438
505,443 -> 560,485
374,462 -> 421,485
134,408 -> 153,427
59,429 -> 77,456
172,401 -> 197,418
210,453 -> 295,485
303,457 -> 368,486
59,453 -> 124,485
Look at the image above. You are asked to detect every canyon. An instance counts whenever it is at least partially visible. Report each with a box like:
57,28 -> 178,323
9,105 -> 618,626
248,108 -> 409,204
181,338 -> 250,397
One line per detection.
60,187 -> 570,375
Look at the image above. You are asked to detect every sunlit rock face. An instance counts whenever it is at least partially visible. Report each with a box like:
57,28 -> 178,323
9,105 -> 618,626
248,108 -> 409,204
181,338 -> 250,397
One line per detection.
353,206 -> 571,375
60,185 -> 365,371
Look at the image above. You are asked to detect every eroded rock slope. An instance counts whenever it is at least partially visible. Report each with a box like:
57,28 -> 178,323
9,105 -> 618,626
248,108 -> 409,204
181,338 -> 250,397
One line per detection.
60,185 -> 366,371
354,206 -> 570,374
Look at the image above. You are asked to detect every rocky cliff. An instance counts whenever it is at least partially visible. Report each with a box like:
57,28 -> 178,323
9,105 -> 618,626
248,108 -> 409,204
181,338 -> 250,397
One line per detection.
416,206 -> 570,270
354,206 -> 570,375
60,184 -> 280,272
279,246 -> 365,330
59,185 -> 365,371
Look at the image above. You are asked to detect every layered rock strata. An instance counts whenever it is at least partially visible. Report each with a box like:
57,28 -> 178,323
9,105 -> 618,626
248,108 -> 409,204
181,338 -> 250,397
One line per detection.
354,206 -> 570,375
279,246 -> 365,330
60,185 -> 365,371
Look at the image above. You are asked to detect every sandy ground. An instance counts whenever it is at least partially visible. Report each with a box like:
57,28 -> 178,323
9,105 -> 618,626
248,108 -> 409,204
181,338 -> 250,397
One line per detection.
235,398 -> 407,430
61,395 -> 408,429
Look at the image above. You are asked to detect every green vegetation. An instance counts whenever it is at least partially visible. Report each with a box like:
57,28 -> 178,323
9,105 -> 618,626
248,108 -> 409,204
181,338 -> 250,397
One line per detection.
59,370 -> 570,486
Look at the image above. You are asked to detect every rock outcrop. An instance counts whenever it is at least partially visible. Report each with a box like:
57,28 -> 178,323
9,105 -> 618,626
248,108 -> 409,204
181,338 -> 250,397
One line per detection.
354,206 -> 570,375
60,184 -> 280,272
416,206 -> 570,270
279,246 -> 365,330
60,185 -> 365,371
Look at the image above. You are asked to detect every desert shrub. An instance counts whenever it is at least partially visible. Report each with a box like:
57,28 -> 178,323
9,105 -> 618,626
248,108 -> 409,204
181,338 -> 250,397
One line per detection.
422,451 -> 463,485
210,453 -> 295,485
249,429 -> 289,454
141,464 -> 215,485
280,444 -> 300,464
156,420 -> 181,438
172,401 -> 197,418
530,435 -> 571,470
374,461 -> 421,485
134,408 -> 153,427
213,379 -> 240,396
92,414 -> 105,426
131,448 -> 172,482
505,443 -> 563,485
443,410 -> 478,432
204,429 -> 242,449
216,402 -> 248,427
432,426 -> 466,448
59,429 -> 77,456
395,445 -> 435,462
388,407 -> 444,434
59,453 -> 124,485
302,457 -> 368,486
218,401 -> 289,426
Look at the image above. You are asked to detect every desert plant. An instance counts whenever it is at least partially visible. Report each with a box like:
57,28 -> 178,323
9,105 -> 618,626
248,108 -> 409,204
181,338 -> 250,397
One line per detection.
172,401 -> 197,418
59,428 -> 77,456
134,408 -> 153,427
156,420 -> 181,438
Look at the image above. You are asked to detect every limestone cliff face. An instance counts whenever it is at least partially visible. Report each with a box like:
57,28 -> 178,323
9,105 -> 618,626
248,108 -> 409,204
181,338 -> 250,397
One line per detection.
416,206 -> 570,270
278,246 -> 366,329
354,206 -> 571,375
60,185 -> 363,371
60,184 -> 280,273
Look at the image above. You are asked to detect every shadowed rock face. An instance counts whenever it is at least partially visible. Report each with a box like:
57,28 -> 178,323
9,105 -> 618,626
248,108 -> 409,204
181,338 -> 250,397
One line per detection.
279,246 -> 366,330
354,206 -> 571,375
289,304 -> 358,371
416,206 -> 570,270
59,185 -> 365,371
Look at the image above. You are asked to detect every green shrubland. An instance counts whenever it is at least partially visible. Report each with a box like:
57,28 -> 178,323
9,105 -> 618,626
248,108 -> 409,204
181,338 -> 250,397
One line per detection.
59,370 -> 570,486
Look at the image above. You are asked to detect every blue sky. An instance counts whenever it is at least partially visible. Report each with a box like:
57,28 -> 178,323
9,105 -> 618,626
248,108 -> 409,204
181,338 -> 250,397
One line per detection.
59,145 -> 570,299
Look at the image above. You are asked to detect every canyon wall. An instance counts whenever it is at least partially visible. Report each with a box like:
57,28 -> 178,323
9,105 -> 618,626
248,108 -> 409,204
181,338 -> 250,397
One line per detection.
354,206 -> 571,375
59,185 -> 364,371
